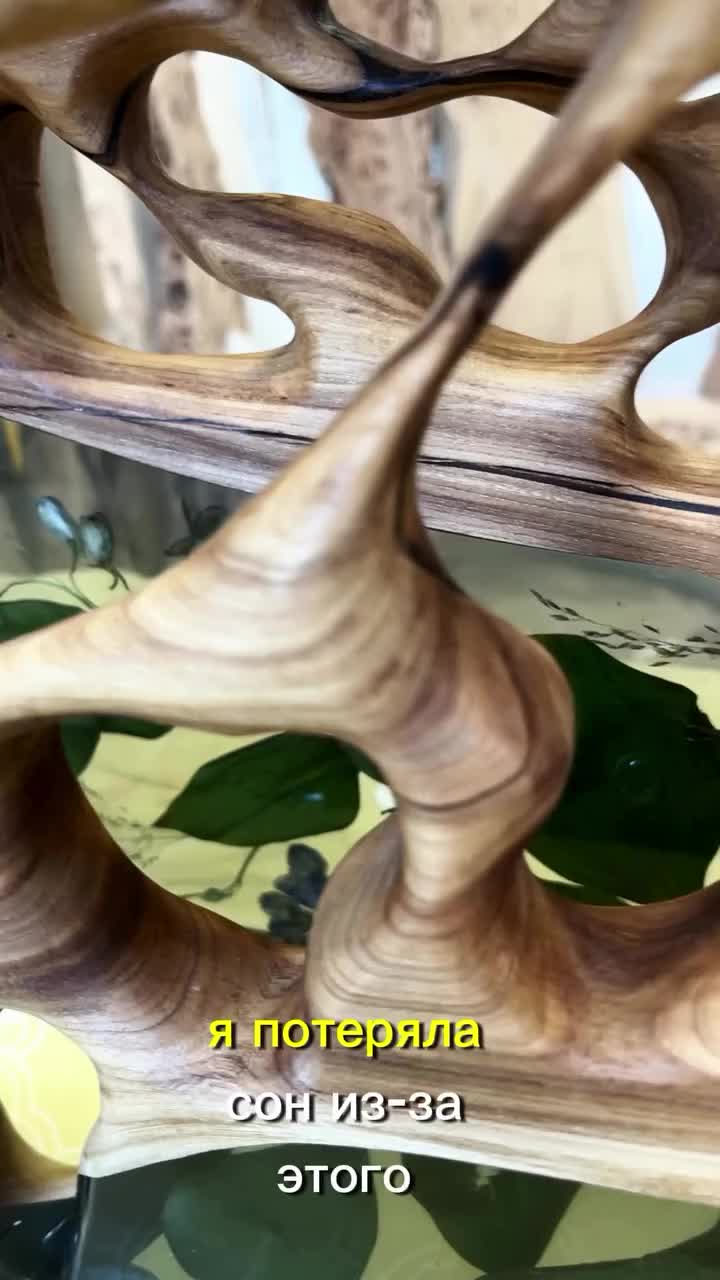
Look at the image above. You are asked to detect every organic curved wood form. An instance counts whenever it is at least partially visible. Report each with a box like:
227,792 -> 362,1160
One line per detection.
0,0 -> 614,151
0,0 -> 719,568
1,0 -> 720,1207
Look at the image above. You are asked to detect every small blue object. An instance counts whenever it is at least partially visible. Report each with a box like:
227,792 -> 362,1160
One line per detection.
35,496 -> 78,544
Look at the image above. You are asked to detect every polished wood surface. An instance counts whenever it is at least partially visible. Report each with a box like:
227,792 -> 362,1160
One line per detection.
0,0 -> 717,1203
1,0 -> 720,1209
0,1 -> 718,567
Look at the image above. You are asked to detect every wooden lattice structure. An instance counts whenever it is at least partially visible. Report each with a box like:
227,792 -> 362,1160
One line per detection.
2,0 -> 720,1209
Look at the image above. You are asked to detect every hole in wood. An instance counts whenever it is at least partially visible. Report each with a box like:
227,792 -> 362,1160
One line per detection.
635,325 -> 720,454
444,99 -> 666,342
39,128 -> 294,355
682,74 -> 720,101
439,0 -> 554,58
0,1010 -> 98,1177
153,53 -> 331,202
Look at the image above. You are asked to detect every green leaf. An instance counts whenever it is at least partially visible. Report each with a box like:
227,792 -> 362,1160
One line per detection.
530,833 -> 705,904
479,1217 -> 720,1278
405,1156 -> 577,1271
162,1146 -> 377,1280
532,636 -> 720,901
73,1159 -> 185,1273
98,716 -> 170,740
61,717 -> 102,775
155,733 -> 359,845
60,715 -> 168,777
0,598 -> 80,640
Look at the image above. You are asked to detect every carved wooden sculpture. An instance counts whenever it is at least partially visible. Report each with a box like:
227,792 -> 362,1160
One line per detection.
2,0 -> 720,568
1,0 -> 720,1214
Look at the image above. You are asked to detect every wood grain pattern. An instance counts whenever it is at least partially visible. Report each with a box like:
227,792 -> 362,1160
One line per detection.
2,0 -> 720,1209
439,0 -> 636,343
0,2 -> 719,567
308,0 -> 450,273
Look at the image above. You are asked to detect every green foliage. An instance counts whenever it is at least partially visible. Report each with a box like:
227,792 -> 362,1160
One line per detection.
66,1154 -> 720,1280
532,636 -> 720,902
0,598 -> 80,639
97,717 -> 169,740
59,715 -> 170,777
476,1218 -> 720,1278
7,555 -> 720,1279
162,1147 -> 377,1280
60,717 -> 103,776
75,1160 -> 185,1274
4,600 -> 720,900
155,733 -> 360,845
406,1156 -> 577,1271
